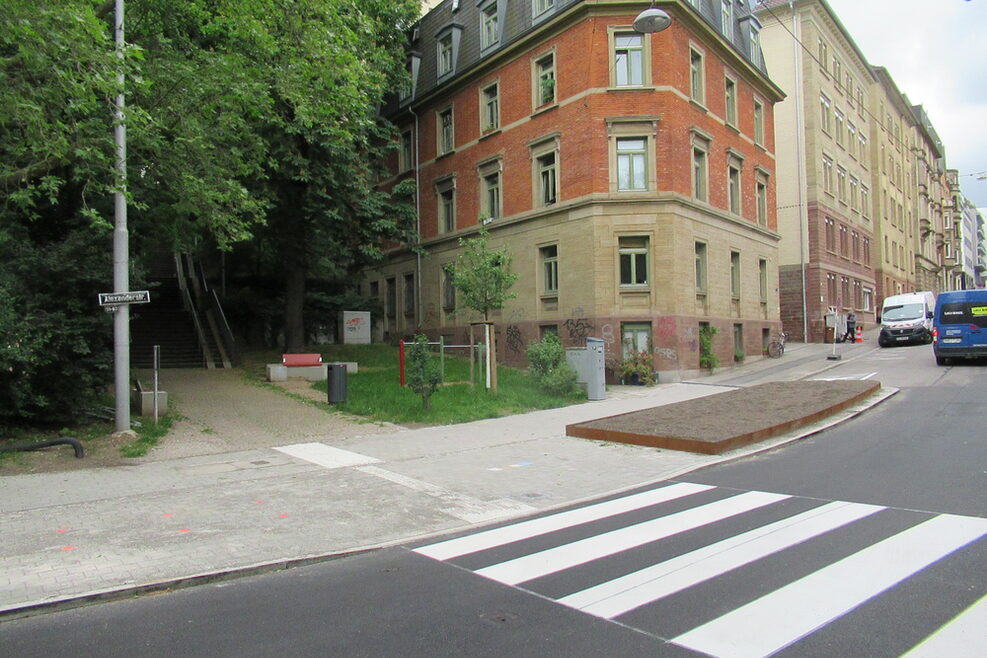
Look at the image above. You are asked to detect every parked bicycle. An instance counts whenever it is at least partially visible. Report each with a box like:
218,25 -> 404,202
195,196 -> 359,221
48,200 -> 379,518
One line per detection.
767,332 -> 787,358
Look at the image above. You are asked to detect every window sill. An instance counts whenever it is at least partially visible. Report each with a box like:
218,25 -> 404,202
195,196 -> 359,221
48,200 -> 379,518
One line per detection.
607,85 -> 657,92
531,103 -> 558,118
689,99 -> 708,113
479,127 -> 501,140
725,122 -> 740,135
436,149 -> 456,160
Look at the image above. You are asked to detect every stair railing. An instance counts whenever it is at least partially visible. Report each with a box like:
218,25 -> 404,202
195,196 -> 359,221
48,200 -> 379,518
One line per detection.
180,284 -> 214,369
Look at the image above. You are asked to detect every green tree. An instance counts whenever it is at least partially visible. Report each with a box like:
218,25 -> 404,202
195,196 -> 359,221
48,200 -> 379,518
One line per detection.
444,228 -> 518,322
406,334 -> 441,411
444,228 -> 518,391
0,0 -> 421,418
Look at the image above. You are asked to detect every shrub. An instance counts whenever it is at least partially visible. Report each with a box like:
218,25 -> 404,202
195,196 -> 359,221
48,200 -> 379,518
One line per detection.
699,325 -> 719,370
526,333 -> 579,396
406,334 -> 441,410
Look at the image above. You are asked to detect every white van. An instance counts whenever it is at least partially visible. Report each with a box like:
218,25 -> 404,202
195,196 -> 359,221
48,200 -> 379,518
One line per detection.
878,291 -> 936,347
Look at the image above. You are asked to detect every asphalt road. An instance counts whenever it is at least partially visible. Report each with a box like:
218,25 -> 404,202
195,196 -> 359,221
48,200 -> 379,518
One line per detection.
3,343 -> 984,657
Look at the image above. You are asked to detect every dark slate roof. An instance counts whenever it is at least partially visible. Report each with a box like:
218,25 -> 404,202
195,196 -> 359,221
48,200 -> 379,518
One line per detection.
396,0 -> 768,110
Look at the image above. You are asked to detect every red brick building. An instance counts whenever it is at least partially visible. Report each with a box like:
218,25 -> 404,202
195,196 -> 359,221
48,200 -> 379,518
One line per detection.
367,0 -> 784,378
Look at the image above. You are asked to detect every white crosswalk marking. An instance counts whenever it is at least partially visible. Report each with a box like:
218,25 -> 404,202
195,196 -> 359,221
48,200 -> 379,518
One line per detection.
903,593 -> 987,657
559,500 -> 883,618
475,491 -> 789,586
414,482 -> 712,561
671,514 -> 987,658
412,482 -> 987,654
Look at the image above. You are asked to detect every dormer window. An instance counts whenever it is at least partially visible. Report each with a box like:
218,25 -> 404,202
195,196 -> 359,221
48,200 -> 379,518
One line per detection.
437,33 -> 453,76
435,25 -> 463,81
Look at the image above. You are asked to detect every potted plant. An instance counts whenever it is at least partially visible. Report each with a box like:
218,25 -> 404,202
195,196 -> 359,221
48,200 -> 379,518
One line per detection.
616,349 -> 655,386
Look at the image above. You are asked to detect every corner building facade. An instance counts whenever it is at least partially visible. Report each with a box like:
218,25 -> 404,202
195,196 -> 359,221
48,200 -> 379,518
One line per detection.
368,0 -> 784,378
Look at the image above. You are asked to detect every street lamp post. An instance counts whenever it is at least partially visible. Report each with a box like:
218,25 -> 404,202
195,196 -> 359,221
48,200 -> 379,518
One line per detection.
112,0 -> 134,437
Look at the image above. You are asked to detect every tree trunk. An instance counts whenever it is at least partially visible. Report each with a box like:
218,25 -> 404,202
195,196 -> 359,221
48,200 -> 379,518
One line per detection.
283,258 -> 306,351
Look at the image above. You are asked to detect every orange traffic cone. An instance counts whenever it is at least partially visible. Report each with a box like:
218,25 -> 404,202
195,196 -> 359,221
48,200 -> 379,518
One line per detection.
855,324 -> 863,343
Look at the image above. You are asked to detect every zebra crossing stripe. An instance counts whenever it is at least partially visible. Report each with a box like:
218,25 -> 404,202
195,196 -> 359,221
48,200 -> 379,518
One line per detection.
559,500 -> 884,619
414,482 -> 712,561
903,592 -> 987,657
672,514 -> 987,658
475,490 -> 789,586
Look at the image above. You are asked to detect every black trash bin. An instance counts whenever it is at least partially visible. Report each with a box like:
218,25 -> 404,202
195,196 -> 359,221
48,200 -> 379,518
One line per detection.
327,362 -> 347,404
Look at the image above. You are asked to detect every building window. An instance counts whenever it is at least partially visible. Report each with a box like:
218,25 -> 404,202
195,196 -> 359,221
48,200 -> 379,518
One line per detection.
437,32 -> 454,77
533,0 -> 554,19
614,33 -> 644,86
849,176 -> 859,211
540,244 -> 559,295
852,231 -> 860,262
690,49 -> 705,105
822,156 -> 834,194
836,166 -> 847,202
536,152 -> 557,206
725,77 -> 737,127
749,22 -> 762,68
535,52 -> 556,107
834,110 -> 845,147
863,288 -> 873,312
820,94 -> 832,133
693,145 -> 708,201
730,250 -> 741,298
758,258 -> 768,302
695,241 -> 708,292
825,217 -> 836,251
827,273 -> 837,304
840,225 -> 849,256
621,322 -> 652,361
753,99 -> 764,146
847,123 -> 857,159
386,277 -> 396,319
733,323 -> 744,357
480,2 -> 499,51
482,171 -> 501,220
442,268 -> 455,310
617,137 -> 647,191
861,185 -> 870,218
818,39 -> 829,72
403,274 -> 415,316
721,1 -> 734,41
439,187 -> 455,234
438,108 -> 454,155
728,163 -> 741,215
481,82 -> 499,132
619,236 -> 649,287
863,237 -> 871,265
756,178 -> 768,226
399,130 -> 413,173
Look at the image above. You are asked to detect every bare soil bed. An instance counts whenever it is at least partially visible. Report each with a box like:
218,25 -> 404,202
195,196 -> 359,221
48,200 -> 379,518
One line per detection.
567,380 -> 881,454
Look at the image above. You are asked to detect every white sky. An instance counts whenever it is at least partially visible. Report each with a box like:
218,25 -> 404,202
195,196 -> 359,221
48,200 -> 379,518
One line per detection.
824,0 -> 987,207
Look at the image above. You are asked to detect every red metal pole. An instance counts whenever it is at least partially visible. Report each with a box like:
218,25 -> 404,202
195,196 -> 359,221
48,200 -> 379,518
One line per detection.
399,339 -> 405,386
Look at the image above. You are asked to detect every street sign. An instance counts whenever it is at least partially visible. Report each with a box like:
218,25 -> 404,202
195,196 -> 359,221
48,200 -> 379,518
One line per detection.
98,290 -> 151,306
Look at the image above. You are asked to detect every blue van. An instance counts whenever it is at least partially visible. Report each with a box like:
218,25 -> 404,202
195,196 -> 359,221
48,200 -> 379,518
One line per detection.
932,289 -> 987,365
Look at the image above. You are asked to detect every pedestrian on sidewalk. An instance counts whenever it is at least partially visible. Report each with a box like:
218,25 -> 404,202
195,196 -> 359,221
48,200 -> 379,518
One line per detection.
842,312 -> 857,343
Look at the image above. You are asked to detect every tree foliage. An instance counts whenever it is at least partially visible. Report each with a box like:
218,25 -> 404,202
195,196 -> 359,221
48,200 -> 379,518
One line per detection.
444,229 -> 519,322
525,333 -> 579,396
406,334 -> 441,410
0,0 -> 421,419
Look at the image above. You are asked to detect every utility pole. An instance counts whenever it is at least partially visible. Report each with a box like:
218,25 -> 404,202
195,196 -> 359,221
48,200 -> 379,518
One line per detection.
112,0 -> 134,437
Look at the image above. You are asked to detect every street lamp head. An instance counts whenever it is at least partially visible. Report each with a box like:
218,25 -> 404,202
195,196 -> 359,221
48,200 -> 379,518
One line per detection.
633,7 -> 672,33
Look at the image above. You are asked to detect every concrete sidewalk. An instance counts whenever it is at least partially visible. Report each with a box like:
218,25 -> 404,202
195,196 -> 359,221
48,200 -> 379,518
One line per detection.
0,337 -> 889,618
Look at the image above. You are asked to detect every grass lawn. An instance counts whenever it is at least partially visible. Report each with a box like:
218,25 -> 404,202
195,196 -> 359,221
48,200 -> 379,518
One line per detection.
240,343 -> 586,426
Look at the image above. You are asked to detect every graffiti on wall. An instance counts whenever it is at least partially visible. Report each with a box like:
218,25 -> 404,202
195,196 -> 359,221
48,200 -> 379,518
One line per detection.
654,347 -> 678,361
601,324 -> 616,356
657,316 -> 677,339
563,318 -> 594,343
505,324 -> 524,354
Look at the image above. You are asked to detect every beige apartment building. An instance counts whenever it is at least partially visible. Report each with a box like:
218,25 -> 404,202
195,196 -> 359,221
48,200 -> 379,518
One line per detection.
910,103 -> 951,294
756,0 -> 876,341
868,67 -> 919,304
